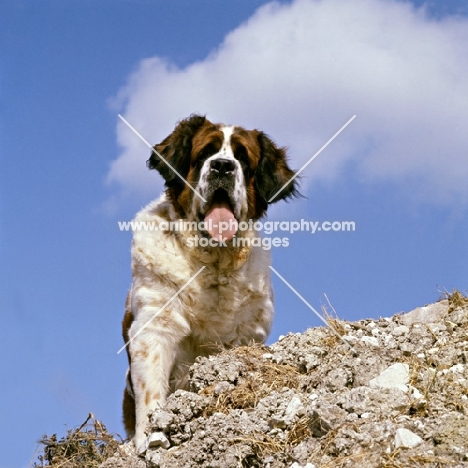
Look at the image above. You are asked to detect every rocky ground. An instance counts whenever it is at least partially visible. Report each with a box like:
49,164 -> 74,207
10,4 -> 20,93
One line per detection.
99,292 -> 468,468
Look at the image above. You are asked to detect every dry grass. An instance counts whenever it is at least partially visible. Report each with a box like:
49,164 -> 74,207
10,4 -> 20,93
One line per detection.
320,295 -> 360,356
31,413 -> 121,468
320,296 -> 348,348
230,433 -> 287,458
398,288 -> 468,417
319,452 -> 370,468
197,344 -> 315,460
445,288 -> 468,312
229,415 -> 313,459
381,450 -> 459,467
33,290 -> 468,467
202,344 -> 300,416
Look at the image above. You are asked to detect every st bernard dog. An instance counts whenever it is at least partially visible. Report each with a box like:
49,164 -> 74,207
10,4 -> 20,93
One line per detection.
121,114 -> 297,452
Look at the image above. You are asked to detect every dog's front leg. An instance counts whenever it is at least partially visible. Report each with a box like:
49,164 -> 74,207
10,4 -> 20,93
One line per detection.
128,314 -> 189,454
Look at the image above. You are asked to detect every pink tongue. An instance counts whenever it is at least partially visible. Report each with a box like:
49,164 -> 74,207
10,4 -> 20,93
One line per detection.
204,202 -> 238,241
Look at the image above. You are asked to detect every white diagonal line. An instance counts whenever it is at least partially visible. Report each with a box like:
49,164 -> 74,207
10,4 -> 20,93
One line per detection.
118,114 -> 206,202
268,114 -> 357,202
117,266 -> 206,354
269,266 -> 354,350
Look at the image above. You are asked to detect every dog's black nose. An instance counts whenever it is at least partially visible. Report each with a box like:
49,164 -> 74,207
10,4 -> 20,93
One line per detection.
210,158 -> 235,176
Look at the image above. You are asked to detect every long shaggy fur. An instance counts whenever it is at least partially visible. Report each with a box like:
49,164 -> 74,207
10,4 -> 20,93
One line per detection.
121,115 -> 297,453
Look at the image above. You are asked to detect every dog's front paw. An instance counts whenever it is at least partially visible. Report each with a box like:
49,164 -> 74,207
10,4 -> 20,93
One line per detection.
133,433 -> 148,455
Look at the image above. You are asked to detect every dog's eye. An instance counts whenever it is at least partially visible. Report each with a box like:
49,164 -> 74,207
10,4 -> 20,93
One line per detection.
234,145 -> 252,174
234,145 -> 248,163
198,143 -> 217,160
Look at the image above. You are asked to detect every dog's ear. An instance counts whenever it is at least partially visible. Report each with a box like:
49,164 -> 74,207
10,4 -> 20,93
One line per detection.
147,114 -> 207,186
255,132 -> 299,206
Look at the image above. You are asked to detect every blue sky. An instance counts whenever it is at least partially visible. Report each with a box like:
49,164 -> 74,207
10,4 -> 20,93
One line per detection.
1,0 -> 467,466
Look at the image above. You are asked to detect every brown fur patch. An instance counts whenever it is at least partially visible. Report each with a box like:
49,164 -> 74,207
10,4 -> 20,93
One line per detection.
190,124 -> 223,164
122,388 -> 136,437
122,294 -> 134,365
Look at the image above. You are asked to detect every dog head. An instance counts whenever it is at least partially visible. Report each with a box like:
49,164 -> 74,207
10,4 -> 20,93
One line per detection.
148,114 -> 298,240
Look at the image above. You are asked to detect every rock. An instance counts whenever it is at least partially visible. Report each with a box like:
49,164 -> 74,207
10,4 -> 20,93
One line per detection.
400,300 -> 448,325
211,381 -> 234,396
369,363 -> 409,392
284,395 -> 305,423
392,325 -> 409,336
308,402 -> 347,437
145,450 -> 164,466
394,428 -> 423,448
447,364 -> 465,374
342,334 -> 358,344
360,336 -> 380,347
99,442 -> 146,468
337,386 -> 407,417
149,409 -> 175,431
433,413 -> 468,456
146,432 -> 170,450
98,297 -> 468,468
292,440 -> 319,466
409,386 -> 426,408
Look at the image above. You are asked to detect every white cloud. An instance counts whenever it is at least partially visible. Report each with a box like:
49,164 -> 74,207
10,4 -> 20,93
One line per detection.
107,0 -> 468,208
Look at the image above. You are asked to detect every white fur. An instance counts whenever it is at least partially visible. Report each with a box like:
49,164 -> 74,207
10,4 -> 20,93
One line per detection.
192,125 -> 247,221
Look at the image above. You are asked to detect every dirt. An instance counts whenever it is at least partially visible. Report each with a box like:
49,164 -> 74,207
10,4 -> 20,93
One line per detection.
97,292 -> 468,467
